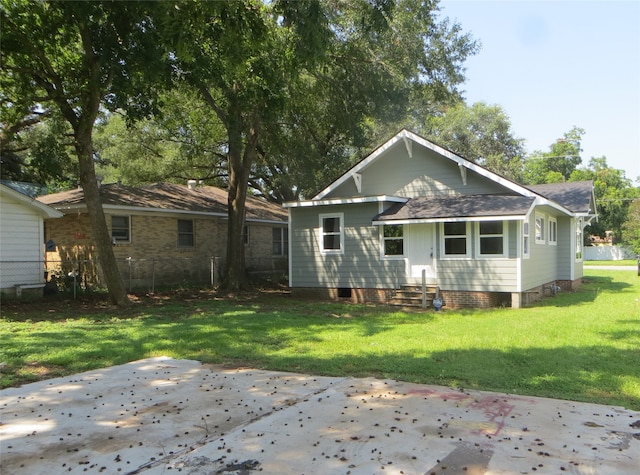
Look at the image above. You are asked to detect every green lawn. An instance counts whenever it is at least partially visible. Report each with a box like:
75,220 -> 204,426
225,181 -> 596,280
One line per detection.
1,269 -> 639,410
585,259 -> 637,266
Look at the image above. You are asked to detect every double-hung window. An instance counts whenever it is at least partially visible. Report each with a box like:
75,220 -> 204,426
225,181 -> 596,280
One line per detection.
111,215 -> 130,243
382,224 -> 404,257
477,221 -> 506,257
535,214 -> 546,244
273,227 -> 288,256
320,213 -> 344,253
442,221 -> 469,257
575,218 -> 583,260
523,221 -> 530,258
177,219 -> 194,248
548,217 -> 558,245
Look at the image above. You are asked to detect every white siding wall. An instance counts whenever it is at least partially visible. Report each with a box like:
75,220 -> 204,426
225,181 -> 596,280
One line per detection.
0,194 -> 45,289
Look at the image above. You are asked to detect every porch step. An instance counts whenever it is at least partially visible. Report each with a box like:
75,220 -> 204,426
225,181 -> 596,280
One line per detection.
389,285 -> 439,308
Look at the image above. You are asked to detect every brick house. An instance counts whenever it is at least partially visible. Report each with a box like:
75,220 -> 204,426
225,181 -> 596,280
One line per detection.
37,181 -> 288,290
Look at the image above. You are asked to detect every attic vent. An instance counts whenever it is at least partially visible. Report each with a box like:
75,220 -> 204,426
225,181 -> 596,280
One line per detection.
187,179 -> 197,190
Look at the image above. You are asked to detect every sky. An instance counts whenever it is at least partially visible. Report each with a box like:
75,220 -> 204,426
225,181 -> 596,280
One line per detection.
438,0 -> 640,183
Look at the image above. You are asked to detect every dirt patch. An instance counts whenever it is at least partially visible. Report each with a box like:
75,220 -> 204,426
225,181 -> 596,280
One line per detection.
0,287 -> 291,321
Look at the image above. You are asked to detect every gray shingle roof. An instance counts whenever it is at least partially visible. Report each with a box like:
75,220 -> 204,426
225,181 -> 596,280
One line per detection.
373,194 -> 536,222
37,183 -> 287,223
526,181 -> 594,213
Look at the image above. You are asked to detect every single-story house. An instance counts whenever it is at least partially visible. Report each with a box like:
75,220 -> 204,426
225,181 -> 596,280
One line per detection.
37,181 -> 288,289
284,129 -> 597,308
1,182 -> 63,296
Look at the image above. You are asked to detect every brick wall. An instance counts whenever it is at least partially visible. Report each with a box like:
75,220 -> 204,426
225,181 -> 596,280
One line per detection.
44,212 -> 287,288
291,287 -> 395,304
439,290 -> 511,309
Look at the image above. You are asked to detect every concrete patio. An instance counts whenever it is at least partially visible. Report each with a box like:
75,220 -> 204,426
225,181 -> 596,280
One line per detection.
1,357 -> 638,474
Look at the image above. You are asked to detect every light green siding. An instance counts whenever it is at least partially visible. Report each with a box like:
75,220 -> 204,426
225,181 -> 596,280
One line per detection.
290,203 -> 405,288
325,143 -> 508,199
434,221 -> 519,292
520,210 -> 575,290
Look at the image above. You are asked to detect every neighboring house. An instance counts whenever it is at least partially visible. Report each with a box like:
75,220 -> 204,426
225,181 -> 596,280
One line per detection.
37,181 -> 288,289
0,183 -> 63,296
284,129 -> 597,308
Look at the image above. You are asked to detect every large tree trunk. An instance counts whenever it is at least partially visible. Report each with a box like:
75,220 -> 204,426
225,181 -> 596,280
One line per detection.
75,126 -> 130,306
220,113 -> 260,291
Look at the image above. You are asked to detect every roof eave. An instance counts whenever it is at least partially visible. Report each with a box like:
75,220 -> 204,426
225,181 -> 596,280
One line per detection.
284,195 -> 408,208
373,214 -> 528,225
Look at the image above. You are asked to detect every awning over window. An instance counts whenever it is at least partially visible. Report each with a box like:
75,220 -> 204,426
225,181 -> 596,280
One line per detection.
372,194 -> 536,224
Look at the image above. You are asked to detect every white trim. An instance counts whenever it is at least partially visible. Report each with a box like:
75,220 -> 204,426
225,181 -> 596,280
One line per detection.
522,219 -> 530,259
575,218 -> 584,261
380,223 -> 405,259
440,221 -> 471,259
548,216 -> 558,246
458,163 -> 467,186
352,173 -> 362,193
288,212 -> 293,288
516,257 -> 522,292
319,212 -> 344,255
311,129 -> 576,217
475,220 -> 508,259
1,184 -> 63,218
49,203 -> 286,224
284,195 -> 407,208
403,134 -> 413,158
373,214 -> 526,226
535,213 -> 546,244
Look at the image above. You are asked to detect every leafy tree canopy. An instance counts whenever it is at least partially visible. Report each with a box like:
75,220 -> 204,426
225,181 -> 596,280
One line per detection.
421,101 -> 526,181
570,157 -> 639,244
621,199 -> 640,255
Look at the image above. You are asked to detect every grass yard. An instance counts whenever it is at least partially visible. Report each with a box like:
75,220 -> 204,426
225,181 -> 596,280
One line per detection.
585,259 -> 637,266
1,269 -> 639,410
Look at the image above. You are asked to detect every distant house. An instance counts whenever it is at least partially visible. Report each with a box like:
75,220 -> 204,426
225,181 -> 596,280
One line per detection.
0,183 -> 63,296
37,181 -> 288,289
284,129 -> 597,308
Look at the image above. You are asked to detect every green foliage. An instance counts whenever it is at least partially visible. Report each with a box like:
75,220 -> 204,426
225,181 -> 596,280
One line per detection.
523,127 -> 585,184
2,270 -> 639,409
422,101 -> 526,180
621,199 -> 640,254
94,89 -> 228,187
570,157 -> 638,243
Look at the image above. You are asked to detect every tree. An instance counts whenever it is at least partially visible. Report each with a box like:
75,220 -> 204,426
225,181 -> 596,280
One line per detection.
94,88 -> 229,187
1,1 -> 168,305
0,112 -> 78,191
165,0 -> 478,289
421,101 -> 526,181
523,127 -> 584,184
621,199 -> 640,255
570,157 -> 638,244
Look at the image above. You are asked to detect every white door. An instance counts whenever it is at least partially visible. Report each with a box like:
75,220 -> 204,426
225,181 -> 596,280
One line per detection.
406,223 -> 436,281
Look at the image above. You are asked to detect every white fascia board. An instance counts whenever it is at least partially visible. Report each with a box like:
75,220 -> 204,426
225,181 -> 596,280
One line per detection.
372,215 -> 527,226
3,185 -> 63,218
313,131 -> 413,200
247,218 -> 288,225
54,203 -> 286,223
312,129 -> 576,216
283,195 -> 408,208
524,200 -> 538,222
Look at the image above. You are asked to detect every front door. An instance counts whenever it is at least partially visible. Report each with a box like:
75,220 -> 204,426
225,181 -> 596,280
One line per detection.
406,223 -> 436,282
